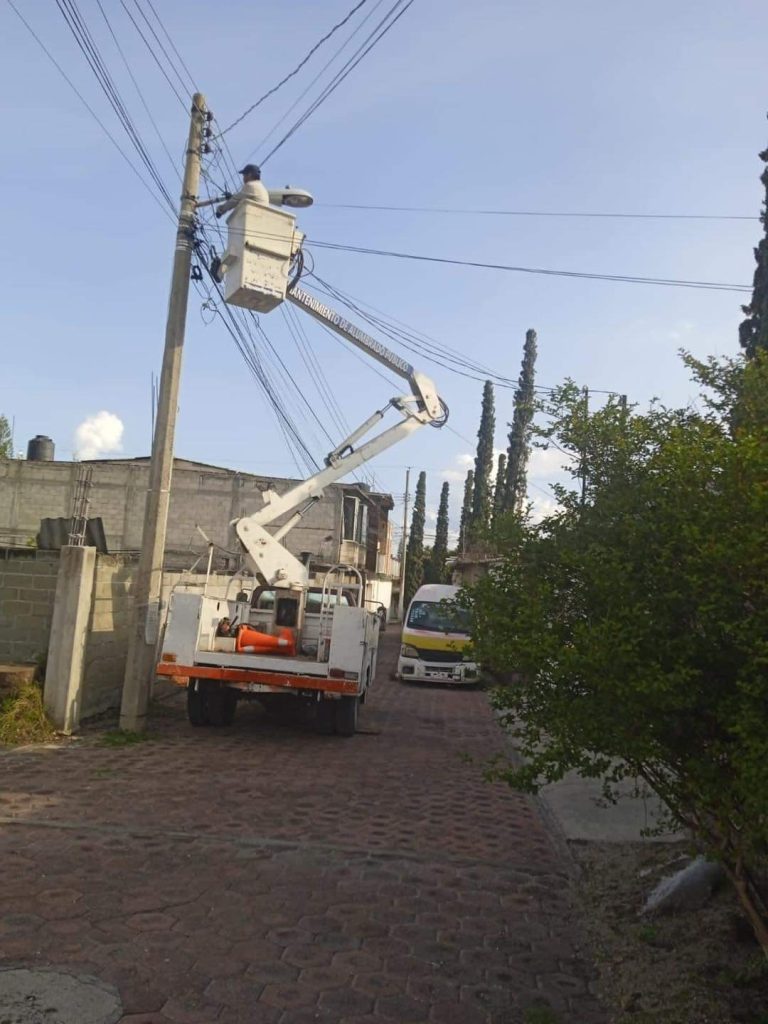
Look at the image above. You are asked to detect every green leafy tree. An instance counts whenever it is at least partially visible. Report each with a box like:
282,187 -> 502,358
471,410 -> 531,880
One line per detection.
425,481 -> 450,584
465,355 -> 768,955
492,452 -> 507,525
470,381 -> 495,536
0,415 -> 11,459
504,329 -> 537,512
404,470 -> 426,607
740,143 -> 768,358
457,469 -> 473,554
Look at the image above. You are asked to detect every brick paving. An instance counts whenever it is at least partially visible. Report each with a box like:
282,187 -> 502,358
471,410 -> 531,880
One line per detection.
0,634 -> 605,1023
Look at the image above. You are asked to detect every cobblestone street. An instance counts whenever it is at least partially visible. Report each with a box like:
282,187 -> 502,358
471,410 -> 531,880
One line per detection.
0,635 -> 604,1023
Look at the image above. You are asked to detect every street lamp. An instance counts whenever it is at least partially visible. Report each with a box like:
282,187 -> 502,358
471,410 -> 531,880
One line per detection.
267,186 -> 314,209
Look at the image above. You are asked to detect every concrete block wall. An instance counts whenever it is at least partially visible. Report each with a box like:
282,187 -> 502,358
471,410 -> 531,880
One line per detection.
80,562 -> 237,718
0,553 -> 60,664
80,555 -> 135,718
0,458 -> 368,572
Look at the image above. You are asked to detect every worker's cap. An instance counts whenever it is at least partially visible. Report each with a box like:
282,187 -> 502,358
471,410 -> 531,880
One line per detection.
238,163 -> 261,179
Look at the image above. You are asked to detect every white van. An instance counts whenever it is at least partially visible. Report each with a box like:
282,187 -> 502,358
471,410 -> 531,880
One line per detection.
396,583 -> 479,685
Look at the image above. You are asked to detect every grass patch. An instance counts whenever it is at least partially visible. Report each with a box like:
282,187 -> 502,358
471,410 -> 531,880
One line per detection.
523,1008 -> 560,1024
0,683 -> 56,745
98,729 -> 151,748
635,923 -> 659,944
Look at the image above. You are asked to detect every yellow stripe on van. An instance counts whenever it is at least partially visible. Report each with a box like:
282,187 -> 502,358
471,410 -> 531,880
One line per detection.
401,631 -> 470,652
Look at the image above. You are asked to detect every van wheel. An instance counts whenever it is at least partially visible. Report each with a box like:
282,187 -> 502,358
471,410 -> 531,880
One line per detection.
206,687 -> 238,727
187,681 -> 210,727
335,696 -> 358,737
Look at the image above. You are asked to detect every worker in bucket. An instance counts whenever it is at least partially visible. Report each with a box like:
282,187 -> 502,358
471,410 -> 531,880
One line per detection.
196,163 -> 271,281
214,164 -> 269,217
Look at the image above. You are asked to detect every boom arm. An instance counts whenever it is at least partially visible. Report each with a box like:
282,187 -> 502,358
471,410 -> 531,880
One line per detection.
234,288 -> 446,587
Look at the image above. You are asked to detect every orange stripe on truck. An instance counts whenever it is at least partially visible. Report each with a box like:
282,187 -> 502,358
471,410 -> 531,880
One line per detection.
156,662 -> 358,694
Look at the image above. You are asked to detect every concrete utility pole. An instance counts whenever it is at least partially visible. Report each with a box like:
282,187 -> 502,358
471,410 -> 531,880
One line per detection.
397,467 -> 411,621
120,93 -> 207,732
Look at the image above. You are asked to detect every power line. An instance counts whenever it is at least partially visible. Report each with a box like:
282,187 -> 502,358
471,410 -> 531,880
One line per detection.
54,0 -> 176,212
6,0 -> 176,225
195,223 -> 329,475
119,0 -> 187,109
306,239 -> 752,293
245,0 -> 388,164
218,0 -> 371,137
125,0 -> 190,100
306,273 -> 526,389
142,0 -> 198,92
210,221 -> 752,293
303,274 -> 628,396
260,0 -> 416,166
280,304 -> 377,487
94,0 -> 180,183
317,202 -> 758,221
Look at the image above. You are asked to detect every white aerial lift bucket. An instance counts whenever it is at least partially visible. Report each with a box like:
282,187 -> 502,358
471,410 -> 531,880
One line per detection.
222,200 -> 304,313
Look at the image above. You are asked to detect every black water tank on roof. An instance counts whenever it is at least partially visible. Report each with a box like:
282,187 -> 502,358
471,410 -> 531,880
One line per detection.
27,435 -> 55,461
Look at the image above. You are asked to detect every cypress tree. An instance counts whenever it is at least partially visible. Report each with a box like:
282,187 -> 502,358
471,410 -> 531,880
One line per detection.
505,329 -> 538,512
457,469 -> 474,554
492,452 -> 507,524
425,481 -> 450,583
471,380 -> 495,533
0,415 -> 11,459
404,470 -> 426,606
739,143 -> 768,359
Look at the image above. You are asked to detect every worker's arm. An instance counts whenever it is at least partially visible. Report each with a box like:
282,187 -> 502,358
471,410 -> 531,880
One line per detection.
196,193 -> 231,209
215,191 -> 242,216
215,181 -> 270,217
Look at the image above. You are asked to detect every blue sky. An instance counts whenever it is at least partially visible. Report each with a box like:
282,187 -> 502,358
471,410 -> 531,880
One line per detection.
1,0 -> 767,540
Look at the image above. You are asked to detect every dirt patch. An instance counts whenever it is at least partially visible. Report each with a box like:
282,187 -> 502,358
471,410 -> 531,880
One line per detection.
572,840 -> 768,1024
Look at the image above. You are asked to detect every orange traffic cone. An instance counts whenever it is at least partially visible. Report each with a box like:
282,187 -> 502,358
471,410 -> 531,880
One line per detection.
235,625 -> 296,657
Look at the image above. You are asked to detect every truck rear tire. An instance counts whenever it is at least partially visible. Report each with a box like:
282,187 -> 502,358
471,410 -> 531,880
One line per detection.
335,696 -> 358,737
206,687 -> 238,727
187,681 -> 210,727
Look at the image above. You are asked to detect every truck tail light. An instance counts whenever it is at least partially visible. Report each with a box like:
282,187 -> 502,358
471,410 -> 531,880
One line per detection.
329,668 -> 359,680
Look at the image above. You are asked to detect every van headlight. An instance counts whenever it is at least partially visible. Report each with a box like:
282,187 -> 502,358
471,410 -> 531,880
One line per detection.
401,644 -> 419,659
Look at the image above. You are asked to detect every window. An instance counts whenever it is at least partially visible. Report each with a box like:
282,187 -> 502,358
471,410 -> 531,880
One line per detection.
342,494 -> 369,545
406,601 -> 471,635
254,589 -> 349,614
343,496 -> 357,541
305,591 -> 349,614
356,502 -> 368,544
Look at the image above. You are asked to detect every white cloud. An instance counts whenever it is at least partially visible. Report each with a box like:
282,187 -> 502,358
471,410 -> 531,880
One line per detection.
667,320 -> 696,343
440,451 -> 473,482
74,411 -> 124,461
529,492 -> 560,523
527,445 -> 574,480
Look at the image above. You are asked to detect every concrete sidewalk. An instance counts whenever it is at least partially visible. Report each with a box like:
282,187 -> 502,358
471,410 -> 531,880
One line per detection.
537,771 -> 684,843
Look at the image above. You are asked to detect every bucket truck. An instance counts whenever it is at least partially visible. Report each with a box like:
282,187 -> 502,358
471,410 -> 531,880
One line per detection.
156,196 -> 446,736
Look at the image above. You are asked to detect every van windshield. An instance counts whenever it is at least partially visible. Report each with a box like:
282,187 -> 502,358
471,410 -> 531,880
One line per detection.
406,600 -> 470,635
